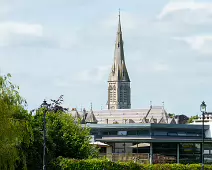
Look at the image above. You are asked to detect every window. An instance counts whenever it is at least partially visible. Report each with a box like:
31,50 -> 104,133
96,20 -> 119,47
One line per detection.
109,131 -> 117,135
120,85 -> 123,90
186,132 -> 200,136
153,131 -> 167,136
117,131 -> 127,135
168,132 -> 178,136
179,143 -> 201,164
178,132 -> 186,136
103,132 -> 109,135
137,130 -> 149,136
127,131 -> 137,135
113,85 -> 116,90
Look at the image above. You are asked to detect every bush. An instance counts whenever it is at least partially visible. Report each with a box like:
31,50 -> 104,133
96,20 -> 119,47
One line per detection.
54,157 -> 212,170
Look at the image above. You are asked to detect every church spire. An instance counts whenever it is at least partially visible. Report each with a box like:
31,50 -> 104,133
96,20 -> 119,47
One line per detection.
107,11 -> 131,110
109,10 -> 130,82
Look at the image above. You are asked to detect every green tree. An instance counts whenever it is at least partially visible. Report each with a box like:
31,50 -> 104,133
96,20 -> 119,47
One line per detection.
187,115 -> 198,123
25,97 -> 98,170
168,113 -> 175,118
0,74 -> 97,170
0,74 -> 31,170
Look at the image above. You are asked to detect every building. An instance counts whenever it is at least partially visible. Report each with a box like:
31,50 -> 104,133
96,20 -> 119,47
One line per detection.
70,105 -> 212,164
87,123 -> 212,164
192,112 -> 212,139
69,13 -> 212,164
92,13 -> 176,125
107,12 -> 131,110
70,13 -> 177,126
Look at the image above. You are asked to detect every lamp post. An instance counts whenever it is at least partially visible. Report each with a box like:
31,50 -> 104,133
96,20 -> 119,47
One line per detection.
200,101 -> 206,170
41,100 -> 49,170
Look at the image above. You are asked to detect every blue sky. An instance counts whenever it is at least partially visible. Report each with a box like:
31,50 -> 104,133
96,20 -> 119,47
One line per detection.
1,0 -> 212,116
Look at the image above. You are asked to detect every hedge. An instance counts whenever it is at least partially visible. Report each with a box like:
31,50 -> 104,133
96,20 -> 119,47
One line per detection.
54,157 -> 212,170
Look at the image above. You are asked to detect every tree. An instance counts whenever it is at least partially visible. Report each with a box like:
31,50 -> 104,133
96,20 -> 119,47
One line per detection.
0,74 -> 31,170
25,96 -> 98,170
168,113 -> 175,118
187,115 -> 198,123
0,74 -> 97,170
174,114 -> 189,124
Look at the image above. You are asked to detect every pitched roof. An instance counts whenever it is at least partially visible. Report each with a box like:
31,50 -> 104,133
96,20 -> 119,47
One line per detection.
158,117 -> 167,124
70,108 -> 81,121
126,119 -> 135,124
85,110 -> 98,123
150,116 -> 157,123
145,106 -> 168,124
93,106 -> 172,124
168,118 -> 176,124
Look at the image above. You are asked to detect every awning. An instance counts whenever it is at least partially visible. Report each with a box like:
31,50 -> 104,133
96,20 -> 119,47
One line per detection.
89,141 -> 109,147
130,143 -> 150,148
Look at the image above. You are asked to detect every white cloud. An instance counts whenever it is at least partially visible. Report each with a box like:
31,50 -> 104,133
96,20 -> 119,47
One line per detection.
2,0 -> 212,115
158,0 -> 212,18
173,35 -> 212,55
0,22 -> 43,46
158,0 -> 212,24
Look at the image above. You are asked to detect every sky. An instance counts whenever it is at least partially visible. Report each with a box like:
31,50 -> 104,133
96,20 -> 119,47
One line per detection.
1,0 -> 212,116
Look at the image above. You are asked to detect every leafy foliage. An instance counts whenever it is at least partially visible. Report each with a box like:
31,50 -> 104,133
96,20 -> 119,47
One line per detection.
24,96 -> 98,170
0,74 -> 31,170
48,95 -> 68,113
0,74 -> 97,170
188,115 -> 199,123
168,113 -> 175,118
55,158 -> 212,170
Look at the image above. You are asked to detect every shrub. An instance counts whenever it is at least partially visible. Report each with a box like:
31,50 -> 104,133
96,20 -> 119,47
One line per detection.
54,157 -> 212,170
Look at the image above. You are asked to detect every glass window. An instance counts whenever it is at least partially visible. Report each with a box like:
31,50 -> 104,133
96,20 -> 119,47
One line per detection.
117,131 -> 127,135
178,132 -> 186,136
179,143 -> 201,164
153,131 -> 167,136
108,131 -> 117,135
103,132 -> 109,135
127,131 -> 137,135
153,143 -> 177,164
186,132 -> 200,136
137,130 -> 149,136
168,132 -> 178,136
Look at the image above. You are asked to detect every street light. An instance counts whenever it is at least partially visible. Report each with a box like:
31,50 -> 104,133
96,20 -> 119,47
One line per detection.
200,101 -> 207,170
41,100 -> 49,170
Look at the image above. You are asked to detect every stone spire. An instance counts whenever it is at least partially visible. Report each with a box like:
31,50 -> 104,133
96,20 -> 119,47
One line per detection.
85,103 -> 98,123
107,11 -> 131,110
109,11 -> 130,82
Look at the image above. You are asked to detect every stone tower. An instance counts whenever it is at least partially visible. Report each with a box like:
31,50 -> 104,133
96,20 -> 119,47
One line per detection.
107,12 -> 131,110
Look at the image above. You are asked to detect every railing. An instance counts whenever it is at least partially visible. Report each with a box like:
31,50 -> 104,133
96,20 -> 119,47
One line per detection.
99,153 -> 149,163
153,154 -> 176,164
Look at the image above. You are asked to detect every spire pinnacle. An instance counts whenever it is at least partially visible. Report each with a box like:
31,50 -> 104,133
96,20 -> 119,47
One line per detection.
108,10 -> 130,82
90,102 -> 93,111
118,9 -> 121,33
